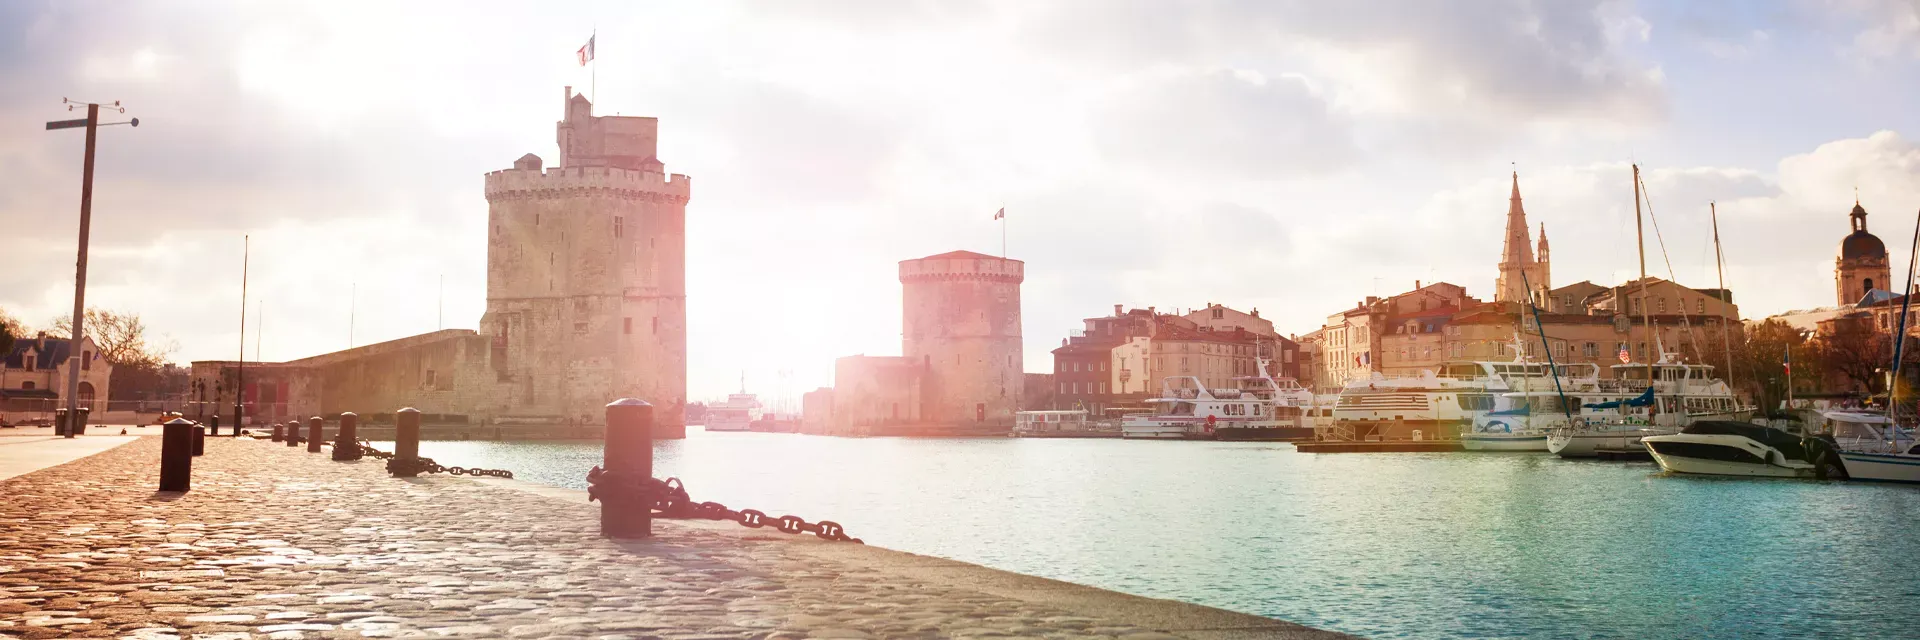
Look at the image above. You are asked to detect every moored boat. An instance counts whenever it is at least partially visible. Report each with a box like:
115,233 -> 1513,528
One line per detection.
1818,411 -> 1920,484
1641,421 -> 1843,478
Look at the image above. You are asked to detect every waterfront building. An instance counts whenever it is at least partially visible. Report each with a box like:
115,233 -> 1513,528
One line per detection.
188,88 -> 692,435
1319,282 -> 1477,387
0,334 -> 113,419
1050,305 -> 1288,417
1494,172 -> 1551,306
812,250 -> 1025,435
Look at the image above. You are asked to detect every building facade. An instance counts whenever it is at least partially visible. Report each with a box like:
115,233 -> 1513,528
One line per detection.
1,335 -> 113,420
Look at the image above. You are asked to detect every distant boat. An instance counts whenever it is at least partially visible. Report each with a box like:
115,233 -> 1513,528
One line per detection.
705,393 -> 761,432
1817,411 -> 1920,483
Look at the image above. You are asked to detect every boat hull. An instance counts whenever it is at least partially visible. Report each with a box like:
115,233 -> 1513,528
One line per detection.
1839,452 -> 1920,483
1548,428 -> 1672,458
1462,433 -> 1549,451
1644,437 -> 1814,478
1120,422 -> 1210,440
1214,426 -> 1315,442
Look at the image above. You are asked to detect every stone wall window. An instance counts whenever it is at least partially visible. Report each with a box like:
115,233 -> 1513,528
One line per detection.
614,216 -> 625,238
1583,342 -> 1597,357
425,369 -> 438,389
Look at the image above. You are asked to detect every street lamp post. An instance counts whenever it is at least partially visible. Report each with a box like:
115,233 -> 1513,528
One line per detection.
45,99 -> 136,438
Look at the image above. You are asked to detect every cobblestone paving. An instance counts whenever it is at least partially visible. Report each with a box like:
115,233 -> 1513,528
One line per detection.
0,438 -> 1245,639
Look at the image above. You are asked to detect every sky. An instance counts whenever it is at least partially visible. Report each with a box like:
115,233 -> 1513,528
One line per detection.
5,0 -> 1920,406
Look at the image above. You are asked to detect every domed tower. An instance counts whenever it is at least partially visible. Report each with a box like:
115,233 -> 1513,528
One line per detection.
1836,199 -> 1891,306
899,251 -> 1024,429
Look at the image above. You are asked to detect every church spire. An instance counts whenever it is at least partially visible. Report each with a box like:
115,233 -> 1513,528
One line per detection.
1495,171 -> 1546,304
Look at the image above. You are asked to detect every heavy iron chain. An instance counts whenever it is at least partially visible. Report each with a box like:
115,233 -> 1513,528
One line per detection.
354,440 -> 515,479
585,466 -> 862,544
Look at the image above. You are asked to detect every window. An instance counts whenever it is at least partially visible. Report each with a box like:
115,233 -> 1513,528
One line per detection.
1059,382 -> 1066,394
614,216 -> 625,238
1638,342 -> 1647,358
1073,362 -> 1081,372
574,321 -> 588,333
1658,298 -> 1667,314
1583,342 -> 1597,357
623,317 -> 632,334
21,381 -> 33,390
81,352 -> 90,371
1070,382 -> 1078,394
425,369 -> 438,388
1099,382 -> 1107,394
1695,298 -> 1705,314
1100,360 -> 1107,372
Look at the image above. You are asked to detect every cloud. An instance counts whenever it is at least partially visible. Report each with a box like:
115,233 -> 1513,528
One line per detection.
1094,70 -> 1356,177
1021,0 -> 1668,129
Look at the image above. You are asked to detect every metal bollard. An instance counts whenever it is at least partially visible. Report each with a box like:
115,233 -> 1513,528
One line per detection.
333,412 -> 361,461
602,398 -> 654,538
307,416 -> 324,453
209,414 -> 221,438
159,418 -> 194,492
391,407 -> 421,477
192,424 -> 206,457
286,423 -> 302,447
270,423 -> 283,442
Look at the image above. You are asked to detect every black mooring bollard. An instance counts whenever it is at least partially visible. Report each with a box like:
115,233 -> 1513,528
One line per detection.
333,412 -> 360,461
192,424 -> 206,457
602,398 -> 654,538
270,423 -> 284,442
307,416 -> 323,453
159,418 -> 194,492
209,414 -> 220,438
391,407 -> 421,477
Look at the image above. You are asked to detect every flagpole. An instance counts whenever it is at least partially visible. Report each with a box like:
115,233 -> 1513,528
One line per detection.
591,28 -> 597,107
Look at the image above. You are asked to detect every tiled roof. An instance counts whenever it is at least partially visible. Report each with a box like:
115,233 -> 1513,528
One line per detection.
4,337 -> 72,371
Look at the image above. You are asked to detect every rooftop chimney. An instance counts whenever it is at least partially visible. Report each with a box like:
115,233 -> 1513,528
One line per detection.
1149,306 -> 1156,315
1251,307 -> 1260,318
1415,280 -> 1422,290
1114,304 -> 1123,316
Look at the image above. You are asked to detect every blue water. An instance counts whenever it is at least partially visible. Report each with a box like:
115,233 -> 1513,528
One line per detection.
383,431 -> 1920,639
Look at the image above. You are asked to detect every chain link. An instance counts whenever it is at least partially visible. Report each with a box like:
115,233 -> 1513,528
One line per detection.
352,441 -> 515,479
585,467 -> 861,544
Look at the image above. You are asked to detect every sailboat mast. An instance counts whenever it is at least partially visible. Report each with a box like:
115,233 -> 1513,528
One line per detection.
1884,207 -> 1920,436
1634,164 -> 1655,400
1711,202 -> 1735,394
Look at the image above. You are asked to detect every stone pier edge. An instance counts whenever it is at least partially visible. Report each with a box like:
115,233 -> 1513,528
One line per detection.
467,475 -> 1358,640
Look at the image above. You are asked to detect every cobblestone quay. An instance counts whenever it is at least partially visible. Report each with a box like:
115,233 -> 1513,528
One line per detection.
0,437 -> 1349,639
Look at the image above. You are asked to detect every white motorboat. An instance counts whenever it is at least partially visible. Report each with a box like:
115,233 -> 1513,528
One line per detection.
1817,411 -> 1920,484
704,392 -> 761,432
1122,375 -> 1283,440
1641,421 -> 1841,479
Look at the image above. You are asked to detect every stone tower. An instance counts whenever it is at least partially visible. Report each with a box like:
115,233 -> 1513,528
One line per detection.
1495,172 -> 1551,305
1836,199 -> 1891,305
479,88 -> 691,431
899,251 -> 1024,428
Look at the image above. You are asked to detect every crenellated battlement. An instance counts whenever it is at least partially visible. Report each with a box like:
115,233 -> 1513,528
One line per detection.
485,165 -> 692,204
899,251 -> 1025,284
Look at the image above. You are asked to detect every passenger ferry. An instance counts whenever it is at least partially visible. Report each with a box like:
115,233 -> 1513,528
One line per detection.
703,393 -> 762,432
1332,349 -> 1557,441
1122,359 -> 1314,441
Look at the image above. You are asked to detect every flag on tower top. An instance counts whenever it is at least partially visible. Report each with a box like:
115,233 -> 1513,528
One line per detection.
577,35 -> 595,66
993,207 -> 1005,220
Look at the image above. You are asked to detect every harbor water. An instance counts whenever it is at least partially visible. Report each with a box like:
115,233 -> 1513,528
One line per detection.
387,430 -> 1920,640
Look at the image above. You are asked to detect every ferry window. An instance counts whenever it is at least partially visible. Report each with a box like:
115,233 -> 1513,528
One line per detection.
1172,402 -> 1195,416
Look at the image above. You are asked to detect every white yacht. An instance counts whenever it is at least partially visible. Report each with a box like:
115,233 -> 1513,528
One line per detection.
1122,375 -> 1284,440
1331,350 -> 1564,441
1818,411 -> 1920,484
1546,354 -> 1753,458
1642,421 -> 1835,478
703,393 -> 761,432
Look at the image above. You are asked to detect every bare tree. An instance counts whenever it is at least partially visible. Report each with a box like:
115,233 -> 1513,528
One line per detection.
46,308 -> 177,370
0,307 -> 23,355
1812,319 -> 1887,395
